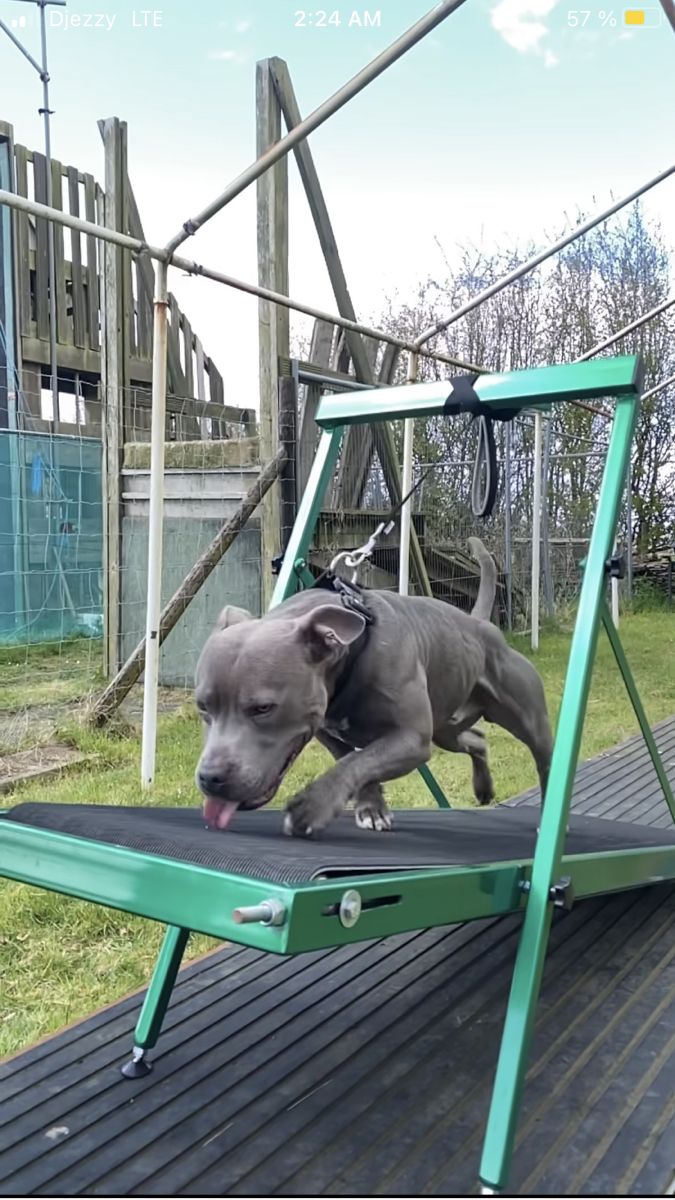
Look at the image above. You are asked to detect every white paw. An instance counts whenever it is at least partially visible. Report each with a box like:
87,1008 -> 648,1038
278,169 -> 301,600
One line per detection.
283,812 -> 312,837
355,809 -> 393,832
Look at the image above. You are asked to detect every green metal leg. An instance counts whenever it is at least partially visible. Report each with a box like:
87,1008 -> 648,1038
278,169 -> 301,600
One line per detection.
478,394 -> 639,1192
417,762 -> 451,808
601,602 -> 675,824
271,427 -> 344,608
121,924 -> 190,1077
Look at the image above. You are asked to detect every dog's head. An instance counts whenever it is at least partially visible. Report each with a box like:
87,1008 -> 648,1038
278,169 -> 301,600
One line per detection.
194,602 -> 365,829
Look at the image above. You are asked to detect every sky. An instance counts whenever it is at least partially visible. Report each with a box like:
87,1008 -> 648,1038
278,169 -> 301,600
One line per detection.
1,0 -> 674,409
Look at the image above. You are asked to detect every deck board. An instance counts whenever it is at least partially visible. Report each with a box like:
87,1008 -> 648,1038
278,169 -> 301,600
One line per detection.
1,716 -> 674,1196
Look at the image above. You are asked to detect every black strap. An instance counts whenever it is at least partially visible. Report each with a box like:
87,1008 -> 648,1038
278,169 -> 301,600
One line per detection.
313,573 -> 375,625
443,374 -> 519,519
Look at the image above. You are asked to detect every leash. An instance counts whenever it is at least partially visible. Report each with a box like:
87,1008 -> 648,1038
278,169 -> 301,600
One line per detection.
273,373 -> 518,598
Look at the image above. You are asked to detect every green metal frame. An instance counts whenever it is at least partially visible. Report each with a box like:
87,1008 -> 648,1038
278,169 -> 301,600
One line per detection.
1,353 -> 674,1192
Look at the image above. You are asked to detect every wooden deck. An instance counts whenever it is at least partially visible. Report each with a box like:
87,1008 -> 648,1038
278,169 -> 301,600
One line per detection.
1,717 -> 674,1196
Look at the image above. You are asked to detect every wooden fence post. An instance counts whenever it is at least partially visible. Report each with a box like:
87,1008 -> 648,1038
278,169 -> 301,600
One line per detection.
257,59 -> 289,609
99,117 -> 131,675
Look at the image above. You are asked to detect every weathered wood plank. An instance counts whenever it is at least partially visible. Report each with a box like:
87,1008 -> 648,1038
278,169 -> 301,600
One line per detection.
167,294 -> 186,404
194,335 -> 209,438
31,152 -> 50,342
21,335 -> 100,375
297,320 -> 334,495
278,375 -> 298,546
50,160 -> 69,345
257,58 -> 289,606
12,144 -> 32,337
337,339 -> 402,503
125,182 -> 183,385
98,117 -> 129,675
83,174 -> 100,351
67,166 -> 86,349
126,186 -> 152,360
270,56 -> 375,507
270,57 -> 430,595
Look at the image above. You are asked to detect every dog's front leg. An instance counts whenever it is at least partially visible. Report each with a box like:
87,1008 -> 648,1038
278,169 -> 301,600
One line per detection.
284,729 -> 431,837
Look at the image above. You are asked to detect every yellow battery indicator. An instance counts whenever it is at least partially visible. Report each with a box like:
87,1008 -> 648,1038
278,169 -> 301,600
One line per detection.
623,7 -> 662,24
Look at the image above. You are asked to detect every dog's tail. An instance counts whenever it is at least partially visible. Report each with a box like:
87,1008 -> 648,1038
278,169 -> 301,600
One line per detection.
468,537 -> 497,622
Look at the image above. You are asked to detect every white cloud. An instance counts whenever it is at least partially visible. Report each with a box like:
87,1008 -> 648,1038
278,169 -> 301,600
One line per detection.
208,48 -> 247,64
235,19 -> 252,34
491,0 -> 559,64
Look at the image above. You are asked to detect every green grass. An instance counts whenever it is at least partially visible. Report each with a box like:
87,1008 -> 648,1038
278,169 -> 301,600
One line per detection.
1,612 -> 674,1058
0,638 -> 103,714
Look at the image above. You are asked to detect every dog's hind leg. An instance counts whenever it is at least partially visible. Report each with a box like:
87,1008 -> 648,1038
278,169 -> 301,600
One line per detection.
316,730 -> 392,831
433,723 -> 495,805
483,683 -> 552,805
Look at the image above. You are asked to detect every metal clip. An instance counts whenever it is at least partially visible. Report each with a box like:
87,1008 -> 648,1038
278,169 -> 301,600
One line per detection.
330,521 -> 394,583
605,554 -> 626,579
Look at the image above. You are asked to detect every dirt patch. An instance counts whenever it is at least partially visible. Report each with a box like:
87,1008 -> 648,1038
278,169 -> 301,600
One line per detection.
0,745 -> 91,794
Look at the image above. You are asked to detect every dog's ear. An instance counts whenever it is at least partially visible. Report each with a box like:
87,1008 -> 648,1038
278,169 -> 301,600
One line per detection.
296,604 -> 366,662
215,604 -> 254,631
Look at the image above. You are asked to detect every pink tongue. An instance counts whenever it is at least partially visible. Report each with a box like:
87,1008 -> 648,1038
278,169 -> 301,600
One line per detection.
203,796 -> 239,831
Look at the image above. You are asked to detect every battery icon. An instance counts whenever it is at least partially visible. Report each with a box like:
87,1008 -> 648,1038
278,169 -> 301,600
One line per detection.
623,7 -> 662,24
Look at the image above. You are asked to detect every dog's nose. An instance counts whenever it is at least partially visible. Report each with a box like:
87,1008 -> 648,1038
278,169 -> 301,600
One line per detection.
198,769 -> 227,795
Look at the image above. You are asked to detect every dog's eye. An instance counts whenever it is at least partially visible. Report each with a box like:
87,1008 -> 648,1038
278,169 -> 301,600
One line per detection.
196,701 -> 211,722
249,702 -> 275,718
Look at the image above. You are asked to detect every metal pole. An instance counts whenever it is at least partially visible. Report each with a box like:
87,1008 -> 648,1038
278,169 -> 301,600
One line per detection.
38,0 -> 59,428
8,185 -> 675,381
414,164 -> 675,349
0,190 -> 482,374
642,371 -> 675,400
399,353 -> 419,596
541,416 -> 554,619
504,422 -> 513,632
575,293 -> 675,362
140,260 -> 168,789
164,0 -> 470,255
611,542 -> 620,627
657,0 -> 675,34
531,413 -> 543,650
0,0 -> 67,425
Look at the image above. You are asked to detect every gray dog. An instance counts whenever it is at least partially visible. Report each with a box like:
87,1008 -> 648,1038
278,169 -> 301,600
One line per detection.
194,538 -> 552,837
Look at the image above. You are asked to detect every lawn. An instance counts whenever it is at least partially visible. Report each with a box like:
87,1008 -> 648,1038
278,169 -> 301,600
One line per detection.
1,611 -> 674,1058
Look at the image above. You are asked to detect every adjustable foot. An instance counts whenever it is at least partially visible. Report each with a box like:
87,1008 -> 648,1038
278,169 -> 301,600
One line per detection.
121,1045 -> 152,1079
480,1187 -> 501,1196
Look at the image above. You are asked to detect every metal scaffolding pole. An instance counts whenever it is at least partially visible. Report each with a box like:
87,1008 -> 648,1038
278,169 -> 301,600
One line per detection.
164,0 -> 470,255
0,0 -> 66,426
413,164 -> 675,349
0,189 -> 481,374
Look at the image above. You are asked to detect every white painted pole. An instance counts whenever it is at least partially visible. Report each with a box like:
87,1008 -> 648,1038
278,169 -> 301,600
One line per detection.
140,259 -> 169,789
399,353 -> 419,595
531,412 -> 543,651
611,542 -> 620,627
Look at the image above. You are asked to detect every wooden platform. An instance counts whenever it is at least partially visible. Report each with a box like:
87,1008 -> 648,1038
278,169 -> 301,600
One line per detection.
1,717 -> 674,1196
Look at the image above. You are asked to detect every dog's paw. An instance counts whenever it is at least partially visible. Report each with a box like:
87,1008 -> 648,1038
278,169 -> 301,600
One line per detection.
283,811 -> 313,837
284,785 -> 337,838
474,785 -> 495,806
355,805 -> 393,832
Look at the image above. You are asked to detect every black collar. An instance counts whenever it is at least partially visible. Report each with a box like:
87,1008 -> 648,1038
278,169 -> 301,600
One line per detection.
316,574 -> 374,709
313,572 -> 375,625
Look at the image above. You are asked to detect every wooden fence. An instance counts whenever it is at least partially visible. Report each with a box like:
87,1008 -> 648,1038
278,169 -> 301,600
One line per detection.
2,118 -> 252,441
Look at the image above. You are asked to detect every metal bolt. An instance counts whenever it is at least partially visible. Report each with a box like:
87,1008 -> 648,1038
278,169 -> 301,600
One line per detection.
338,889 -> 362,928
232,899 -> 286,927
